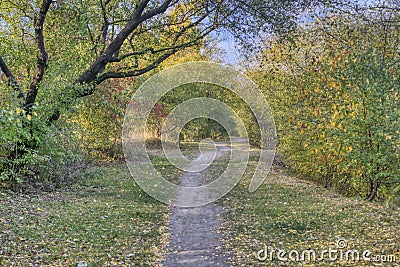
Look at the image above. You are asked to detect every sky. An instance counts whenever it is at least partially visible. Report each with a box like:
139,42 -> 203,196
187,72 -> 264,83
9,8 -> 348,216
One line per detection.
215,36 -> 242,65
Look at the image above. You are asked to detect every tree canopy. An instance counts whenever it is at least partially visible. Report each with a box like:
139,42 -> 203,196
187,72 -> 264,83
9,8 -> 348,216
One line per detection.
0,0 -> 330,121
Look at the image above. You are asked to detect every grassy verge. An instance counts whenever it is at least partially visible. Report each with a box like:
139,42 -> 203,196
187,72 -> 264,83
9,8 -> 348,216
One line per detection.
218,153 -> 400,266
3,142 -> 398,266
0,141 -> 200,266
0,159 -> 180,267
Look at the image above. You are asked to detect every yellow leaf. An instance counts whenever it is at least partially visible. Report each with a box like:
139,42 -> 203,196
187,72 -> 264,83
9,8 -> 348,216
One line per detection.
27,114 -> 32,121
332,111 -> 339,120
329,81 -> 338,88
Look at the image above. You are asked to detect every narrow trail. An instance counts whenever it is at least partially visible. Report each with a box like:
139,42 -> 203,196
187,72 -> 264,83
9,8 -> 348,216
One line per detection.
163,144 -> 230,267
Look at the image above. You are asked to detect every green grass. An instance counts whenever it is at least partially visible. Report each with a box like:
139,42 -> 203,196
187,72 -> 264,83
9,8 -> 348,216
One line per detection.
0,141 -> 199,266
2,143 -> 399,266
0,162 -> 176,266
217,154 -> 400,266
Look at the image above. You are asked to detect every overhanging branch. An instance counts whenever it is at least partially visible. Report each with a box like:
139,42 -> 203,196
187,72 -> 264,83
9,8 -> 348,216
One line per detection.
95,10 -> 216,84
76,0 -> 174,85
95,49 -> 176,85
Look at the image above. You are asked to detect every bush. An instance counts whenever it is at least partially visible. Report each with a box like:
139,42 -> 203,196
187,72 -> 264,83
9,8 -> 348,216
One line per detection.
253,15 -> 399,202
0,85 -> 85,190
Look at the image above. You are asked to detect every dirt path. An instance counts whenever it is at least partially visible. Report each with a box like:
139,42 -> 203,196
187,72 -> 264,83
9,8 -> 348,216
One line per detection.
163,144 -> 230,267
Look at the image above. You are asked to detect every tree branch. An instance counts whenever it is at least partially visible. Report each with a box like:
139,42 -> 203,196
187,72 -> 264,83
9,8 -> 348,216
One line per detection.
95,49 -> 176,85
99,0 -> 111,55
76,0 -> 173,85
24,0 -> 52,111
96,23 -> 216,85
0,56 -> 24,98
116,5 -> 215,62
